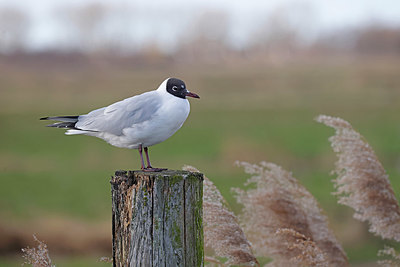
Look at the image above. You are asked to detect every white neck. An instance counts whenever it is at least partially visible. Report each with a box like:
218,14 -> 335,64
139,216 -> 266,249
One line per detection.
156,78 -> 170,92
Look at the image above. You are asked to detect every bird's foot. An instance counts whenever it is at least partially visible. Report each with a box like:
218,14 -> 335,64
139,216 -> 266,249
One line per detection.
142,167 -> 168,172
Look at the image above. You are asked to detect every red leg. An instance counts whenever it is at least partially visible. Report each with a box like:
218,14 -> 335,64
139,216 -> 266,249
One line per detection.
138,144 -> 145,170
144,147 -> 152,168
142,146 -> 167,172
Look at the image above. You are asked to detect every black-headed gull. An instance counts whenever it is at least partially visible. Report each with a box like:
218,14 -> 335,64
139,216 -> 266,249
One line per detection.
41,78 -> 200,171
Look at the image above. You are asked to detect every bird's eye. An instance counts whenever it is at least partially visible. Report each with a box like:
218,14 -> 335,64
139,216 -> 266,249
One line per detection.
172,86 -> 178,91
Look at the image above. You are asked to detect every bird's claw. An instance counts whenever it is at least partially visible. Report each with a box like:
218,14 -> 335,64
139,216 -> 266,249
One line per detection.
142,167 -> 168,172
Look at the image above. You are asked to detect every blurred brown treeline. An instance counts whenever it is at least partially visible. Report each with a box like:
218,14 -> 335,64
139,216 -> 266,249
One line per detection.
0,3 -> 399,65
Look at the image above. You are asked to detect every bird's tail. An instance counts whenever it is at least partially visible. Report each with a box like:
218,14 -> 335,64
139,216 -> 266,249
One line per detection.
40,115 -> 98,135
40,116 -> 80,130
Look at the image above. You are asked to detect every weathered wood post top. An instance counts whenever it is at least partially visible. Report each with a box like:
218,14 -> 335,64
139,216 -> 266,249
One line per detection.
111,170 -> 204,267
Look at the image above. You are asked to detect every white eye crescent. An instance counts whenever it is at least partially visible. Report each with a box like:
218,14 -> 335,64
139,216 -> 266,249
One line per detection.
172,86 -> 178,91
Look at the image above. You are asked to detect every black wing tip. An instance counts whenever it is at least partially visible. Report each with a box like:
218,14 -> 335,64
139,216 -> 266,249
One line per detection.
40,115 -> 79,121
45,121 -> 79,129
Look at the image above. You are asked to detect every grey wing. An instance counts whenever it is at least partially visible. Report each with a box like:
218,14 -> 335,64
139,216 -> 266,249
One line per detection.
75,91 -> 161,135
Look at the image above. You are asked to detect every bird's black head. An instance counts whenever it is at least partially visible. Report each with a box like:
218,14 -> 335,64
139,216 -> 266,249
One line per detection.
166,78 -> 200,99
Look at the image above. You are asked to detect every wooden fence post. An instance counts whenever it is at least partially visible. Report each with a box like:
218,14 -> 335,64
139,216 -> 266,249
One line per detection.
111,170 -> 204,267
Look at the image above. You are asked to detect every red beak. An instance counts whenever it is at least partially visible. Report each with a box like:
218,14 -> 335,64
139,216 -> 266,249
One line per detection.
185,91 -> 200,99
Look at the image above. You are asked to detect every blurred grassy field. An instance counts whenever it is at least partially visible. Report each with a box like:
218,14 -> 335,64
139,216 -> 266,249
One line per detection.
1,56 -> 400,265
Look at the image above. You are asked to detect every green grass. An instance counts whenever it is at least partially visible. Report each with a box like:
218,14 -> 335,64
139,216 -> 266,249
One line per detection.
1,58 -> 400,265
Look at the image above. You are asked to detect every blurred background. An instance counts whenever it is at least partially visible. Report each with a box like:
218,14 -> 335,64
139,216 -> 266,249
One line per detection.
1,0 -> 400,266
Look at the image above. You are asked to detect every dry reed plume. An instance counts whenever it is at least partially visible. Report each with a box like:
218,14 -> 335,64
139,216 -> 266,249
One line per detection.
378,246 -> 400,266
274,228 -> 328,267
22,235 -> 54,267
183,165 -> 258,267
316,115 -> 400,242
234,161 -> 347,266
